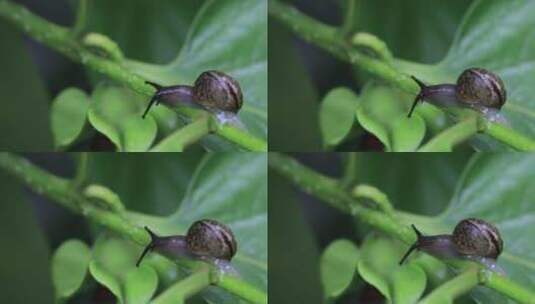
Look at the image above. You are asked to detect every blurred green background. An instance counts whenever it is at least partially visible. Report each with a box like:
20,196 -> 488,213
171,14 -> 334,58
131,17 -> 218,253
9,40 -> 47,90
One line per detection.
268,0 -> 473,151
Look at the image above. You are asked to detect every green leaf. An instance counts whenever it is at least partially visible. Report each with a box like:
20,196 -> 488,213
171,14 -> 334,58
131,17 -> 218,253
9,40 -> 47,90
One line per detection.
440,154 -> 535,301
357,237 -> 424,303
319,88 -> 359,147
320,239 -> 360,299
88,236 -> 143,303
127,0 -> 267,144
391,115 -> 425,152
50,88 -> 90,149
92,236 -> 139,278
124,265 -> 158,304
392,264 -> 426,304
87,84 -> 157,151
357,237 -> 401,301
356,85 -> 425,151
51,239 -> 92,301
358,260 -> 391,301
89,260 -> 123,303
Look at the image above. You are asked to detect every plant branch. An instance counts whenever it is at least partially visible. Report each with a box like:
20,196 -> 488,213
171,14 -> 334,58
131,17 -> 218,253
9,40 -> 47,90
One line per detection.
217,274 -> 268,304
150,115 -> 214,152
269,153 -> 535,303
483,120 -> 535,151
268,0 -> 535,151
152,270 -> 212,304
418,269 -> 479,304
71,0 -> 87,37
72,152 -> 88,188
352,184 -> 395,217
0,153 -> 267,304
479,269 -> 535,304
340,152 -> 358,188
0,0 -> 267,151
418,118 -> 479,152
340,0 -> 357,36
269,152 -> 414,243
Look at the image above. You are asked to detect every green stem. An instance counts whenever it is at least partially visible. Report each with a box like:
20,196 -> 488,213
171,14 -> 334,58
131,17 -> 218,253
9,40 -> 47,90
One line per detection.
217,274 -> 268,304
0,153 -> 267,303
340,0 -> 357,36
479,269 -> 535,304
352,184 -> 395,217
152,270 -> 212,304
0,0 -> 266,151
483,121 -> 535,151
83,32 -> 124,62
71,0 -> 87,37
269,0 -> 535,151
351,32 -> 394,63
216,123 -> 268,151
418,118 -> 479,152
269,153 -> 414,243
151,116 -> 213,152
340,152 -> 358,188
418,269 -> 479,304
72,152 -> 88,188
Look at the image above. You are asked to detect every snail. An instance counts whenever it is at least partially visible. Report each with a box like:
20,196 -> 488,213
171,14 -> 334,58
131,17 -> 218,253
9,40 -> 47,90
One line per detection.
142,70 -> 243,125
399,218 -> 503,272
136,219 -> 238,270
408,68 -> 507,123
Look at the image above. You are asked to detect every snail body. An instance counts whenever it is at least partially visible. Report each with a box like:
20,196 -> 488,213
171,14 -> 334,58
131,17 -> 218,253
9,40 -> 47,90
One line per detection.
142,70 -> 243,122
136,219 -> 237,268
399,218 -> 503,269
408,68 -> 507,122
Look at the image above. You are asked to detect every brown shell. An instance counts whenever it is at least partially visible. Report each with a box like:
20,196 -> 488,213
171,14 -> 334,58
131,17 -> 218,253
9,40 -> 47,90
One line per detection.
452,218 -> 503,259
455,68 -> 506,109
186,219 -> 237,261
193,71 -> 243,113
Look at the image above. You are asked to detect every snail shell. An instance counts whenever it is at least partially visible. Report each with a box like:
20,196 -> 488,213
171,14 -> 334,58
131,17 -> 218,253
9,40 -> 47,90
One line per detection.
456,68 -> 506,110
452,218 -> 503,259
193,71 -> 243,113
186,219 -> 237,261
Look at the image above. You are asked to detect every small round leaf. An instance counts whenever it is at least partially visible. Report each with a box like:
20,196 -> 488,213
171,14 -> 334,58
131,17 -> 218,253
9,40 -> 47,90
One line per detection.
319,87 -> 359,147
320,239 -> 360,299
51,239 -> 92,301
50,88 -> 90,148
